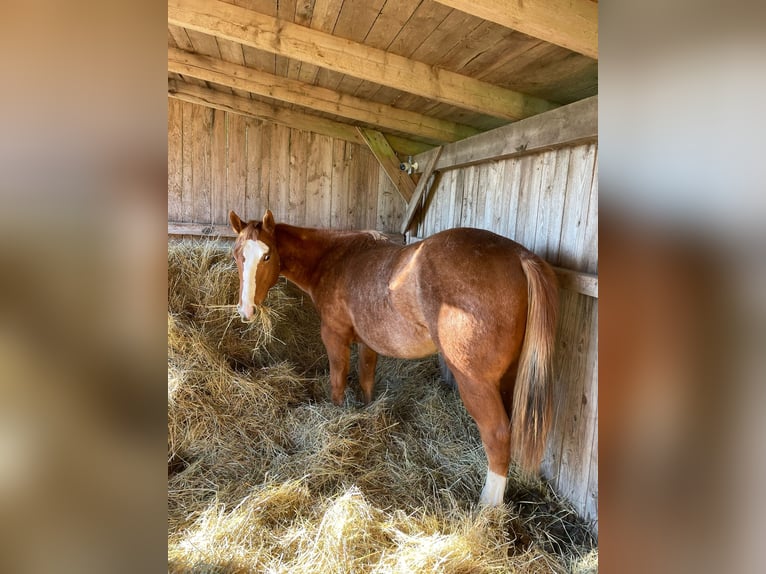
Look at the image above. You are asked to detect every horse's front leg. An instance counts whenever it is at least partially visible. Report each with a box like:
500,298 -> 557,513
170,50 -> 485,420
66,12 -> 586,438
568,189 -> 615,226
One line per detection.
321,325 -> 351,406
358,343 -> 378,405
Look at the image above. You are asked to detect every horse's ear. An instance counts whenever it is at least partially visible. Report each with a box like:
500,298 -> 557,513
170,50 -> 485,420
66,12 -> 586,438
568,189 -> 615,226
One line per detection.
262,210 -> 276,233
229,211 -> 245,234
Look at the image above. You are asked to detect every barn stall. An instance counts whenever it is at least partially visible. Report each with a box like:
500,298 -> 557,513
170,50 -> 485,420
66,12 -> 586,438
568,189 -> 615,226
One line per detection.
167,0 -> 598,571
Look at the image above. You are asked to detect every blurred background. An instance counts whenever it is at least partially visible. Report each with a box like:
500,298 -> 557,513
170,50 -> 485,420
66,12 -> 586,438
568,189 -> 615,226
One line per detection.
0,0 -> 764,572
599,0 -> 766,571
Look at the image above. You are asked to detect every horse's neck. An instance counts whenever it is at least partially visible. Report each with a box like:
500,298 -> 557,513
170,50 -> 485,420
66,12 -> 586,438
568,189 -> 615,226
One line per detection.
275,224 -> 342,294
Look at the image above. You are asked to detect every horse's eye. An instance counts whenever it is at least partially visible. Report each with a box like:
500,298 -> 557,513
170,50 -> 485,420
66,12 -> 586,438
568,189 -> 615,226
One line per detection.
263,254 -> 270,262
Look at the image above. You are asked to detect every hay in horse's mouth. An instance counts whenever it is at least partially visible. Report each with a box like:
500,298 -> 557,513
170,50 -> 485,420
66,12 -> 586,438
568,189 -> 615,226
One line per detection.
167,239 -> 596,573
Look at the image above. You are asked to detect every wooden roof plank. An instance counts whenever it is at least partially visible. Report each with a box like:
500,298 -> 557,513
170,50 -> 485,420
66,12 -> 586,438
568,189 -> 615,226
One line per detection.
168,0 -> 557,120
432,0 -> 598,60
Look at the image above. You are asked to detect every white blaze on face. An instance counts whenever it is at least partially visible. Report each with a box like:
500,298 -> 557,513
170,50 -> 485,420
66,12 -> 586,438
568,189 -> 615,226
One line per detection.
240,239 -> 269,314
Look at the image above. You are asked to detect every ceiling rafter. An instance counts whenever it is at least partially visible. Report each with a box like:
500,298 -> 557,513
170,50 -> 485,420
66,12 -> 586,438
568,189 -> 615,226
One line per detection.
167,79 -> 433,156
167,0 -> 558,120
433,0 -> 598,60
168,47 -> 479,144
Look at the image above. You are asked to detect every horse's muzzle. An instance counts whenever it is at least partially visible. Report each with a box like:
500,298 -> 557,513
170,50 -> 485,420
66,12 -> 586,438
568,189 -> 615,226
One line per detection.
237,304 -> 256,323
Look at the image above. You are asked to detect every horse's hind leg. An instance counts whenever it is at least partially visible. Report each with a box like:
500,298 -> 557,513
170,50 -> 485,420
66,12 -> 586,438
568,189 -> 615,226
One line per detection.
357,343 -> 378,404
450,367 -> 511,506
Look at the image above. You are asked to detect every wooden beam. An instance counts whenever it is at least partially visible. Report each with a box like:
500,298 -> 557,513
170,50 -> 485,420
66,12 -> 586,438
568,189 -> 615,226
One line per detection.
433,0 -> 598,60
400,147 -> 443,234
168,0 -> 557,120
357,128 -> 416,203
169,47 -> 479,144
414,95 -> 597,172
169,221 -> 404,243
553,266 -> 598,298
168,222 -> 236,237
169,79 -> 366,144
169,80 -> 432,157
383,135 -> 435,158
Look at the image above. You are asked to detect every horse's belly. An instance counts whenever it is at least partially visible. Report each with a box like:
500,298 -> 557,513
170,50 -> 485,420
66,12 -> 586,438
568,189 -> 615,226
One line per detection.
355,317 -> 437,359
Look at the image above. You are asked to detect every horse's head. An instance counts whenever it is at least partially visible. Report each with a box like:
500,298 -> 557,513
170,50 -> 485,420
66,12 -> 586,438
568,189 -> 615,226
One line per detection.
229,209 -> 281,322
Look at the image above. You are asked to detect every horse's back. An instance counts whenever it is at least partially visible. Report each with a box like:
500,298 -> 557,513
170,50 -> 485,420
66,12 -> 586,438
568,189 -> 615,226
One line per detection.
416,227 -> 532,294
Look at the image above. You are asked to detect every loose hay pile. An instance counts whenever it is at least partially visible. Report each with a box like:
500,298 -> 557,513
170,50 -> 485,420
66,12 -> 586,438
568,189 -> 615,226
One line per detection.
168,239 -> 597,573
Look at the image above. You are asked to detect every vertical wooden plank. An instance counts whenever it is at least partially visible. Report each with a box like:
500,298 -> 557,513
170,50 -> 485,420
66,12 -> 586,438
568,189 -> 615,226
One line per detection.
193,105 -> 213,223
376,167 -> 401,233
478,160 -> 501,232
450,165 -> 465,229
270,123 -> 291,222
228,113 -> 248,220
531,150 -> 557,258
543,293 -> 594,493
181,102 -> 194,223
583,147 -> 598,274
483,161 -> 501,234
472,164 -> 489,232
427,169 -> 447,236
537,147 -> 571,262
243,118 -> 260,220
459,166 -> 478,227
167,99 -> 183,221
427,170 -> 449,236
288,128 -> 308,224
363,150 -> 380,229
352,148 -> 372,230
247,119 -> 271,219
447,169 -> 460,232
555,295 -> 597,519
305,132 -> 334,228
331,139 -> 350,229
345,143 -> 361,229
582,302 -> 599,530
515,153 -> 543,251
558,143 -> 596,271
418,172 -> 436,237
210,109 -> 227,225
500,157 -> 522,240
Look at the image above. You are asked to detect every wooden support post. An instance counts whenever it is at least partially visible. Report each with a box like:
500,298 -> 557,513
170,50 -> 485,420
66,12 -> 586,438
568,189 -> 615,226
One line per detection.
357,128 -> 416,204
400,146 -> 443,235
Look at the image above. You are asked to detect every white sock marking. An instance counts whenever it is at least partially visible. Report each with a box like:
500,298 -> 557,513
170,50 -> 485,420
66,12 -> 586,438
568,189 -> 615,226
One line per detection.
479,469 -> 507,506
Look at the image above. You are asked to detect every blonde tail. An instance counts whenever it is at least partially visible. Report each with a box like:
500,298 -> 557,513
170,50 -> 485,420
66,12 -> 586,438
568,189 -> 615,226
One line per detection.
511,253 -> 559,476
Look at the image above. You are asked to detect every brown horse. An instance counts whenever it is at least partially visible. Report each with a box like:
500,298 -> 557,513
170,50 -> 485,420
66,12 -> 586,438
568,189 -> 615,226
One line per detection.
229,209 -> 559,506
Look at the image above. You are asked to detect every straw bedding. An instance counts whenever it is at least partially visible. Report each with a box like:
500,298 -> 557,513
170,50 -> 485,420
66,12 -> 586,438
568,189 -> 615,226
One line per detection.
168,239 -> 597,573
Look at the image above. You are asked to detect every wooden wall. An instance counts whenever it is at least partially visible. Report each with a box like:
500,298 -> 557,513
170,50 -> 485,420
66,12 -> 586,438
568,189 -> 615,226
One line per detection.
167,99 -> 404,232
414,143 -> 598,531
